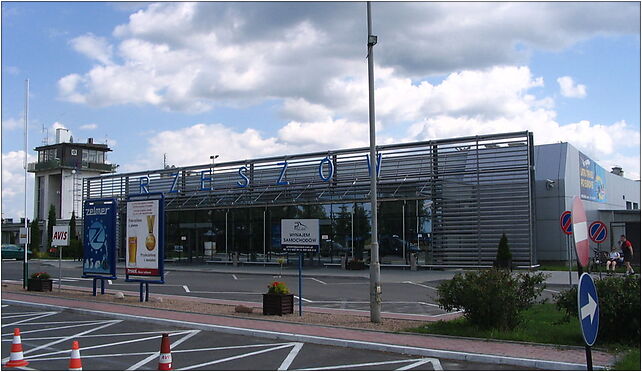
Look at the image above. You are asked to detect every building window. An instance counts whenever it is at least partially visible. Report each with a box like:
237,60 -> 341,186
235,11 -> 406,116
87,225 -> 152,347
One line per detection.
82,150 -> 88,161
626,201 -> 632,210
634,203 -> 639,210
97,152 -> 104,164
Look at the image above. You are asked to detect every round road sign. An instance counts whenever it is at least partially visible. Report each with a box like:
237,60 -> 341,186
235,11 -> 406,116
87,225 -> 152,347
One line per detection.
578,273 -> 600,346
589,221 -> 608,244
560,211 -> 573,235
572,196 -> 590,268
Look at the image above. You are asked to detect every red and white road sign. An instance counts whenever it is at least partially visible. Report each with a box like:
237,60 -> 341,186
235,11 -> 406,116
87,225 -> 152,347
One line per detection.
560,211 -> 573,235
589,221 -> 608,243
572,196 -> 589,267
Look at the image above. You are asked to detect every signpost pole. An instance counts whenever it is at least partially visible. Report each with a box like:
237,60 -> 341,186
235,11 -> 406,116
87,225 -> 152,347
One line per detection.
298,252 -> 303,316
58,245 -> 62,291
566,235 -> 573,287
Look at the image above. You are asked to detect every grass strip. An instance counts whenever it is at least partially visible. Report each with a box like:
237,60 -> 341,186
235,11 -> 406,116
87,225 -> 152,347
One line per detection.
612,348 -> 641,371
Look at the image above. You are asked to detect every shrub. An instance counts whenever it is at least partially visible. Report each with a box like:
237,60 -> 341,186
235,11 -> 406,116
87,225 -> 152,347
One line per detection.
494,233 -> 512,269
267,281 -> 290,295
30,272 -> 51,280
438,268 -> 548,330
554,275 -> 640,345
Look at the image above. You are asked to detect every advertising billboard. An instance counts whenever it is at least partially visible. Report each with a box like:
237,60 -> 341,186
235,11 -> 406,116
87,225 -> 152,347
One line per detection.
126,196 -> 163,277
83,199 -> 117,277
579,152 -> 607,203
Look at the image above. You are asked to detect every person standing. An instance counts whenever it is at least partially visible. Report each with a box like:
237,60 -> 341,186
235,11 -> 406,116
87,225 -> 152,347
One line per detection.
618,235 -> 635,275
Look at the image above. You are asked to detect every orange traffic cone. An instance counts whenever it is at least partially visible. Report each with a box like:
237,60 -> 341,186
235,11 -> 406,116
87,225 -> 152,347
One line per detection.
68,340 -> 82,371
157,333 -> 172,370
4,328 -> 29,367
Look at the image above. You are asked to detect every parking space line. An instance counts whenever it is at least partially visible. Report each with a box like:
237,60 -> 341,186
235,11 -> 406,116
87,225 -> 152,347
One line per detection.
278,342 -> 304,370
299,358 -> 439,371
7,330 -> 191,342
403,281 -> 439,291
21,320 -> 120,357
308,278 -> 327,285
1,311 -> 58,328
189,291 -> 261,295
232,274 -> 238,280
27,329 -> 195,360
397,358 -> 442,371
2,321 -> 114,337
294,295 -> 313,303
178,343 -> 294,370
183,285 -> 190,293
128,330 -> 200,370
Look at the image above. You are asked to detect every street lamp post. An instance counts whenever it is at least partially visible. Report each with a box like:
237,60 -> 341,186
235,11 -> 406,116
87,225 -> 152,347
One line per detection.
366,2 -> 382,323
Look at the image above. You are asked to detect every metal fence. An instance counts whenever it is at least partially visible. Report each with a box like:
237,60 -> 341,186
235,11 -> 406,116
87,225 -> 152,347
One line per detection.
84,131 -> 535,266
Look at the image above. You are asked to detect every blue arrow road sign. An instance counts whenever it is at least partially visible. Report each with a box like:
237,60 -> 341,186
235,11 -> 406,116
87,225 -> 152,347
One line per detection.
578,273 -> 600,346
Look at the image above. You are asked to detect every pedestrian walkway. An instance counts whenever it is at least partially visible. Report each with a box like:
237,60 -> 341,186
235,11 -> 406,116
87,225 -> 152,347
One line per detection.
2,290 -> 614,370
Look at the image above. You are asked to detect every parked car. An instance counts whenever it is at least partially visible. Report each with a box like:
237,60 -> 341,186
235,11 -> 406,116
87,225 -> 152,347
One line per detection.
378,235 -> 420,256
320,241 -> 351,257
1,244 -> 32,260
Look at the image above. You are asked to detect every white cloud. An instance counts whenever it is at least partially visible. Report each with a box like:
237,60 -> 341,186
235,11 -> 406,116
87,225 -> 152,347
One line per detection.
2,117 -> 23,130
80,123 -> 98,130
59,2 -> 636,112
557,76 -> 587,98
69,33 -> 114,65
1,151 -> 35,219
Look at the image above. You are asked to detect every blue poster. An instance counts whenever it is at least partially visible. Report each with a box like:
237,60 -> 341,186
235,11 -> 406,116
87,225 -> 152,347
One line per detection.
83,199 -> 117,277
579,152 -> 607,203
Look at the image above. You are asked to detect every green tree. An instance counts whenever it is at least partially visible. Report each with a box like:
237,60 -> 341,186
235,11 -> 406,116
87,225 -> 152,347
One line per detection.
29,218 -> 41,253
46,204 -> 56,252
494,233 -> 512,269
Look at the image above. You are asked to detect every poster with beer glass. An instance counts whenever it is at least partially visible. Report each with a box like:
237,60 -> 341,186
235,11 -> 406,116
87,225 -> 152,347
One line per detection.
126,195 -> 163,278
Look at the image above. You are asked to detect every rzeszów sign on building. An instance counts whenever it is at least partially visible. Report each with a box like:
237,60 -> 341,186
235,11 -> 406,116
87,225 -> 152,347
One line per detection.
281,219 -> 319,252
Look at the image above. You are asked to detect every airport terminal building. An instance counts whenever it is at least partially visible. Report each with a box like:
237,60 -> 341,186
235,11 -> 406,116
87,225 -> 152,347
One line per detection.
12,131 -> 635,267
69,131 -> 638,268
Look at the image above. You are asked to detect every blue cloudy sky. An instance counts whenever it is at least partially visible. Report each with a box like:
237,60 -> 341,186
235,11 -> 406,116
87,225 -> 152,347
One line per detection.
2,2 -> 640,219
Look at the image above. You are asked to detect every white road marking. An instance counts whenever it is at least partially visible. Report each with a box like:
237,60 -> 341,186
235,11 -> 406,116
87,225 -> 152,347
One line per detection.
232,274 -> 238,280
108,280 -> 113,285
127,330 -> 200,370
183,285 -> 190,293
1,311 -> 58,328
63,277 -> 93,281
1,320 -> 120,364
2,321 -> 112,336
403,281 -> 439,291
278,342 -> 304,370
294,295 -> 313,303
308,278 -> 327,285
178,343 -> 294,370
300,358 -> 441,371
396,358 -> 442,371
8,330 -> 191,342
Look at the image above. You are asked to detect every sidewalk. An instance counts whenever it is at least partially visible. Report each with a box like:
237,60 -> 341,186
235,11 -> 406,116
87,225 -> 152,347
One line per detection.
2,289 -> 614,370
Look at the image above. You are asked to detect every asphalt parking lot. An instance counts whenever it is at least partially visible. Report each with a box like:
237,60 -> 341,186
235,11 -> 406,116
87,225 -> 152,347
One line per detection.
1,301 -> 532,371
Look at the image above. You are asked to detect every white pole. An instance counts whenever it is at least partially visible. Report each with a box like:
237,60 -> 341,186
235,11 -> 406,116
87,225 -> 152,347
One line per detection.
366,2 -> 381,323
23,79 -> 29,288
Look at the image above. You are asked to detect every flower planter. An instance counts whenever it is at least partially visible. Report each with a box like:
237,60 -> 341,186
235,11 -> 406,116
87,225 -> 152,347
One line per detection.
27,278 -> 53,292
262,293 -> 294,315
346,261 -> 366,270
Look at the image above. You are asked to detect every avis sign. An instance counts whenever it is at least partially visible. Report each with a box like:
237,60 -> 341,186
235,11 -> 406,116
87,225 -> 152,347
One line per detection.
52,226 -> 70,246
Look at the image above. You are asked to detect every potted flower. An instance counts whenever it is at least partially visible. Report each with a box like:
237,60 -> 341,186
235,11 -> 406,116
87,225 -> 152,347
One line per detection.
28,272 -> 53,292
263,281 -> 294,315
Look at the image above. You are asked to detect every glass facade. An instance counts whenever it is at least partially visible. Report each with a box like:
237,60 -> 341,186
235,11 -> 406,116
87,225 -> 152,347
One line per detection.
87,131 -> 536,267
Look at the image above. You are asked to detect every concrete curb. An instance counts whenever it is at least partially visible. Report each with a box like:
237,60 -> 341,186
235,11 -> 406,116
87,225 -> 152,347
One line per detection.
3,298 -> 605,371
